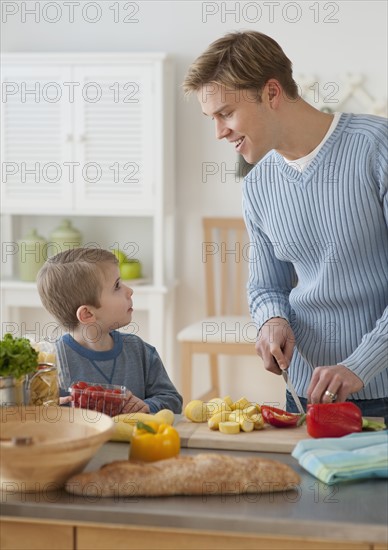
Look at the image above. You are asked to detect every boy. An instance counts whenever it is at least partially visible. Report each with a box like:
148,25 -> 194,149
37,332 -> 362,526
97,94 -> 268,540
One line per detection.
37,248 -> 182,414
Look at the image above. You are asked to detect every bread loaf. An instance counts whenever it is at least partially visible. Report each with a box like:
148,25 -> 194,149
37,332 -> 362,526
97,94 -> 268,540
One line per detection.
66,453 -> 300,497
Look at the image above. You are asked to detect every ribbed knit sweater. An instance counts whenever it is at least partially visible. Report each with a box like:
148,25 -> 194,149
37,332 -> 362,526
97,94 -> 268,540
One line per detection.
243,113 -> 388,400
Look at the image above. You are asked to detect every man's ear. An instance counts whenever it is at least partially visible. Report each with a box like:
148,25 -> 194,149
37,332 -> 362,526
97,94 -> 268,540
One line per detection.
265,79 -> 282,107
76,305 -> 96,325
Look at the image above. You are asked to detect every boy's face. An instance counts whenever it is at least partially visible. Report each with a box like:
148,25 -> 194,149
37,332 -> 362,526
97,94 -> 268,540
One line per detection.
198,83 -> 276,165
94,262 -> 134,332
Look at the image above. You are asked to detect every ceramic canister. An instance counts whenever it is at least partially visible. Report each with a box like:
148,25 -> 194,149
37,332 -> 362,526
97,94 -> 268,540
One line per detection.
48,219 -> 82,256
17,229 -> 47,282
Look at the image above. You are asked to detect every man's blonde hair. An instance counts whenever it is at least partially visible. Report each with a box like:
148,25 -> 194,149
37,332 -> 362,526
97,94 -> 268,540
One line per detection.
182,30 -> 298,100
37,248 -> 118,330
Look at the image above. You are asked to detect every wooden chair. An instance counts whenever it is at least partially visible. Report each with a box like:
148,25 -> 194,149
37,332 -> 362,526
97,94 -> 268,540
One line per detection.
177,218 -> 257,405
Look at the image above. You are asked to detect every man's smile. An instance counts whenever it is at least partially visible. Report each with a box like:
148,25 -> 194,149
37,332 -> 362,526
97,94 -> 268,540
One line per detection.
231,136 -> 245,151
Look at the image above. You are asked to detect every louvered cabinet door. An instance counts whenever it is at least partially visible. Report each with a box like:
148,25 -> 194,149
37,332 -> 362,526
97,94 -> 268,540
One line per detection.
73,64 -> 156,214
1,65 -> 73,213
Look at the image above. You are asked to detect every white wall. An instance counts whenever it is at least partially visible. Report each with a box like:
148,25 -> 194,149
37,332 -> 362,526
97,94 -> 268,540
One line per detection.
2,1 -> 387,404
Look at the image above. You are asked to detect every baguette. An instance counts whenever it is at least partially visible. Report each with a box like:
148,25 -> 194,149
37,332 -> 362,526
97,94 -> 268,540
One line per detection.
66,453 -> 300,497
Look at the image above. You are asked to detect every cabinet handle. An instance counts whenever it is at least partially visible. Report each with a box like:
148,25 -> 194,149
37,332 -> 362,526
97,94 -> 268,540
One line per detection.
66,134 -> 73,142
79,134 -> 87,142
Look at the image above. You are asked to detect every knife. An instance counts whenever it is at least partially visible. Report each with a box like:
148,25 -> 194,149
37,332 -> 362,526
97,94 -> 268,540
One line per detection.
282,370 -> 305,415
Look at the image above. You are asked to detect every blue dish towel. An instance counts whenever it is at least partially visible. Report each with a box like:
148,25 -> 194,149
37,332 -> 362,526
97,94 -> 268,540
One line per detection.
292,431 -> 388,485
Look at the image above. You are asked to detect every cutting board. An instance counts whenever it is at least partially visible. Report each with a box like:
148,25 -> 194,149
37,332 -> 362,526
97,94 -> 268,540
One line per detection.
175,418 -> 311,454
175,417 -> 385,454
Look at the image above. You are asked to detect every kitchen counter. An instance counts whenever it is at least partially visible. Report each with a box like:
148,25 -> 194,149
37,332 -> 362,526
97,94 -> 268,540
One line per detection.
1,441 -> 387,550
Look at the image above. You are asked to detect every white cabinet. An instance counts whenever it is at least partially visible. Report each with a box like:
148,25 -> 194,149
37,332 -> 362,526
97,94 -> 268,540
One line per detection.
1,54 -> 170,215
0,53 -> 176,375
2,63 -> 73,211
72,64 -> 155,213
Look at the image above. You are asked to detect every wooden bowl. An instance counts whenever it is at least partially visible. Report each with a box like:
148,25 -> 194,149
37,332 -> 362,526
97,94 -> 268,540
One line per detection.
0,405 -> 114,492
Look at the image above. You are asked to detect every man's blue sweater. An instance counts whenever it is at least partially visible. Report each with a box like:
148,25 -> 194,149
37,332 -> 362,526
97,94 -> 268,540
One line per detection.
243,113 -> 388,400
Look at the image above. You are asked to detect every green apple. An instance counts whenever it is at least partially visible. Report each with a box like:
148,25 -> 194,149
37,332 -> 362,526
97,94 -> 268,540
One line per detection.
112,249 -> 128,265
120,260 -> 142,280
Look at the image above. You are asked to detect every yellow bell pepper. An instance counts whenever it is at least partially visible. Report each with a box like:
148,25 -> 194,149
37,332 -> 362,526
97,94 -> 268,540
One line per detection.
129,421 -> 180,462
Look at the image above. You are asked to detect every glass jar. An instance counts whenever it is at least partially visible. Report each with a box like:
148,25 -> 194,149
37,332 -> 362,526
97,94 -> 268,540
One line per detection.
28,364 -> 60,406
28,340 -> 60,406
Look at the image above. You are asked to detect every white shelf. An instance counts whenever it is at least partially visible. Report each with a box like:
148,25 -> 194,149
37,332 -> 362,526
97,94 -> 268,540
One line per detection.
0,279 -> 172,292
1,208 -> 160,217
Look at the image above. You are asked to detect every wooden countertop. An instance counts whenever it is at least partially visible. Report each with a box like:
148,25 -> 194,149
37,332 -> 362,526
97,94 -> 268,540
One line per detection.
1,441 -> 387,546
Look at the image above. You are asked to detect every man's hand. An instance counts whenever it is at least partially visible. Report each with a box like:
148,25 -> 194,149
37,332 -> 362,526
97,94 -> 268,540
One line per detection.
121,391 -> 150,414
307,364 -> 364,403
256,317 -> 295,374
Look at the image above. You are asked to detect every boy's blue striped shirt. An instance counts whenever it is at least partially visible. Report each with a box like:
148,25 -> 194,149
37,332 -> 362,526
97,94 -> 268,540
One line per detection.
243,113 -> 388,399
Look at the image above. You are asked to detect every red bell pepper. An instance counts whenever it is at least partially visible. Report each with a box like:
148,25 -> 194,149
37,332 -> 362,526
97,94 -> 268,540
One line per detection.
306,402 -> 363,438
261,405 -> 305,428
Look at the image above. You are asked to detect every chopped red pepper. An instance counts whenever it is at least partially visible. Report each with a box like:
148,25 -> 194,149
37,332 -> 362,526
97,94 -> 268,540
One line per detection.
306,402 -> 362,438
261,405 -> 304,428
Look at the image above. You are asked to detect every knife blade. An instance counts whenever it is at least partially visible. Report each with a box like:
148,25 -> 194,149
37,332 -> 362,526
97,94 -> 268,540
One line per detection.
282,370 -> 305,415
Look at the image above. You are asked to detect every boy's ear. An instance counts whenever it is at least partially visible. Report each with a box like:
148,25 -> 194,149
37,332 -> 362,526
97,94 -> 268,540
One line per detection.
76,305 -> 96,325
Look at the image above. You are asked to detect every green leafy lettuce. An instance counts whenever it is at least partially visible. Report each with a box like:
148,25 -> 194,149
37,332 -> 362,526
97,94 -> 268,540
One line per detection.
0,334 -> 38,379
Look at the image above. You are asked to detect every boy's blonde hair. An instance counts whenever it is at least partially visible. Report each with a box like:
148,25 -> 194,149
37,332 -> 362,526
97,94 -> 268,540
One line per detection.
37,248 -> 118,329
182,30 -> 298,100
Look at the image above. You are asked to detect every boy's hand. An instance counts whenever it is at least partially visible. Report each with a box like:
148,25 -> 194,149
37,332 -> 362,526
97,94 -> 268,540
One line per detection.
122,391 -> 150,414
59,396 -> 73,405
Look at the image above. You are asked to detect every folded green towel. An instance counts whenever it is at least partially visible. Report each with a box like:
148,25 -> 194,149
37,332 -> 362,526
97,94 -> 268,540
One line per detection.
292,431 -> 388,485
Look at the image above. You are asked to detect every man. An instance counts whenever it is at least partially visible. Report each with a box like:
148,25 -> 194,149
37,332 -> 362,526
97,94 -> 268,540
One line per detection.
183,31 -> 388,420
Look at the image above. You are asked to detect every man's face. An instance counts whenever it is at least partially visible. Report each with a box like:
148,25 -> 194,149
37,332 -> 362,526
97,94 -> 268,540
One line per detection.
198,83 -> 275,165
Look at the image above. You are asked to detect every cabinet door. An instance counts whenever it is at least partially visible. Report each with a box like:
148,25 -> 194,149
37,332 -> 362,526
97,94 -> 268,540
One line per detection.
1,519 -> 73,550
1,65 -> 73,213
73,64 -> 156,214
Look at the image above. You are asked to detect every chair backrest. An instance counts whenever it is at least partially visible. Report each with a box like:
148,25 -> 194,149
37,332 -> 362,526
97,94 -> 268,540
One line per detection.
202,217 -> 250,316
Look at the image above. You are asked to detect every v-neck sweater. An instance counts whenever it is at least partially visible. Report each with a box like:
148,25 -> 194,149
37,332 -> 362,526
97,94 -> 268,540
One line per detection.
282,112 -> 341,172
242,113 -> 388,400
